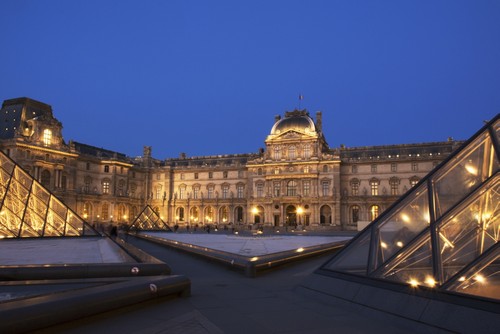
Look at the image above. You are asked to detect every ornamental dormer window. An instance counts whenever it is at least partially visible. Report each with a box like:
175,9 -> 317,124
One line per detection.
43,129 -> 52,146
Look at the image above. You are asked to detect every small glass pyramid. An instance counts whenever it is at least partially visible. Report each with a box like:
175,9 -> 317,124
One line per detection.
128,205 -> 172,231
0,152 -> 98,238
323,114 -> 499,301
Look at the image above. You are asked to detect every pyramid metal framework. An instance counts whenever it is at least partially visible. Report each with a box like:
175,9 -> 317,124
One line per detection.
0,151 -> 98,238
129,205 -> 172,231
323,114 -> 499,301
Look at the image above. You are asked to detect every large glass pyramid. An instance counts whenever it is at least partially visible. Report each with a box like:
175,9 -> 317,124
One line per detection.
128,205 -> 172,232
0,152 -> 98,238
323,114 -> 499,301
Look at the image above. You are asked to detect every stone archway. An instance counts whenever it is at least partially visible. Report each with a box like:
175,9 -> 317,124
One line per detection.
285,205 -> 297,226
320,205 -> 332,225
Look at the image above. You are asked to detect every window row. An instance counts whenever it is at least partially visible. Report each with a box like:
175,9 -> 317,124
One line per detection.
349,177 -> 420,196
255,180 -> 331,197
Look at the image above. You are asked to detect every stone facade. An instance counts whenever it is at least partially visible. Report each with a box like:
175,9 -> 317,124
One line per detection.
0,97 -> 462,230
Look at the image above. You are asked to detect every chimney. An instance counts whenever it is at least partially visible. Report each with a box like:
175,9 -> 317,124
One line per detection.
316,111 -> 322,132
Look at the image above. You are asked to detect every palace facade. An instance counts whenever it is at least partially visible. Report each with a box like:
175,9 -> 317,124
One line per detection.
0,97 -> 462,230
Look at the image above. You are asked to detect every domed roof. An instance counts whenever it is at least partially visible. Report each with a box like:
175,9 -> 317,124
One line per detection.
270,111 -> 316,135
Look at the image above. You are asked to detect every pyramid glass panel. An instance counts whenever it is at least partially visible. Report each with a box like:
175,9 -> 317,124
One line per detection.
129,205 -> 171,231
322,114 -> 499,302
432,131 -> 498,219
381,238 -> 434,287
0,151 -> 98,238
372,184 -> 430,271
448,252 -> 500,300
439,180 -> 500,282
322,226 -> 372,275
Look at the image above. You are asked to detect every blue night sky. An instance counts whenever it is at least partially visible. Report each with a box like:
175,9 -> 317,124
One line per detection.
1,1 -> 499,159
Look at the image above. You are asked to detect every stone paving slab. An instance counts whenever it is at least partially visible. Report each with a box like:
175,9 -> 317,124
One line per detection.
0,238 -> 134,265
140,232 -> 350,256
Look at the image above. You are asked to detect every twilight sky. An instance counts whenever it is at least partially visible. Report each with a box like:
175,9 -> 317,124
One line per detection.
1,1 -> 499,159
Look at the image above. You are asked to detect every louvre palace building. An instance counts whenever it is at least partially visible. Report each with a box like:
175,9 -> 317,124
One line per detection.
0,97 -> 462,231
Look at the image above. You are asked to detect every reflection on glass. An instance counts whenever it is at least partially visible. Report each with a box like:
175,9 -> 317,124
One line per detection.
439,183 -> 499,282
373,185 -> 429,270
450,254 -> 500,300
323,227 -> 371,275
433,132 -> 499,219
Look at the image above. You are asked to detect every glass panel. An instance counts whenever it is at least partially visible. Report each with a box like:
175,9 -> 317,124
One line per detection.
323,227 -> 372,276
8,179 -> 30,202
449,254 -> 500,300
433,131 -> 499,219
439,183 -> 500,282
49,196 -> 67,220
0,208 -> 20,237
4,195 -> 25,217
0,154 -> 15,175
32,182 -> 50,204
13,166 -> 33,189
28,196 -> 48,217
19,216 -> 43,237
0,168 -> 11,186
373,184 -> 430,269
23,206 -> 46,233
65,212 -> 83,236
45,210 -> 65,236
382,238 -> 434,287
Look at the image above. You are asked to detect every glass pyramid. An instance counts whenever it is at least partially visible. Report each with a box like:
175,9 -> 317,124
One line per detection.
323,114 -> 500,301
0,151 -> 98,238
128,205 -> 172,231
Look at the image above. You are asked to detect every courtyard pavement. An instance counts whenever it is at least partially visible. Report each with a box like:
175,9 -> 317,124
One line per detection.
29,233 -> 447,334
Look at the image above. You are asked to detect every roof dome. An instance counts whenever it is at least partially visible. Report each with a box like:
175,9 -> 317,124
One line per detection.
270,111 -> 316,135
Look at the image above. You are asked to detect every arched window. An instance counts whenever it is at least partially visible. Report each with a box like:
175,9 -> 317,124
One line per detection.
287,180 -> 297,196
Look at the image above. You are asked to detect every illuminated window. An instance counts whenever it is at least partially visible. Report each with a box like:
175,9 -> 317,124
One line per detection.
303,166 -> 309,173
179,187 -> 185,199
222,185 -> 229,199
274,167 -> 280,174
351,179 -> 360,195
43,129 -> 52,146
193,187 -> 199,199
370,179 -> 379,196
410,177 -> 420,187
370,205 -> 380,221
102,180 -> 110,194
